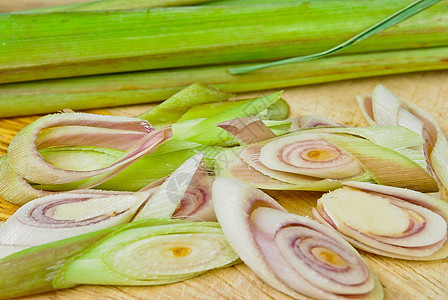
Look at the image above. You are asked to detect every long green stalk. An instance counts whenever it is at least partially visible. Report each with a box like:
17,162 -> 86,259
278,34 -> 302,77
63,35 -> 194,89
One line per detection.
26,0 -> 215,12
1,46 -> 447,118
0,1 -> 447,84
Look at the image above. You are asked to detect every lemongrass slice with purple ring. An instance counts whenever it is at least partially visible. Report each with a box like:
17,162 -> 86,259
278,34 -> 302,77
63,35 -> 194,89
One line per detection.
259,134 -> 364,179
6,112 -> 160,185
239,144 -> 366,190
213,148 -> 298,190
0,191 -> 148,248
212,177 -> 382,299
313,181 -> 448,260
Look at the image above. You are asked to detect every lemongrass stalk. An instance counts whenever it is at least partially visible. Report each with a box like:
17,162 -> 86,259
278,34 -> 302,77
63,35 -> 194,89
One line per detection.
137,83 -> 233,126
1,1 -> 447,84
26,0 -> 215,12
229,0 -> 442,74
0,47 -> 447,118
0,218 -> 238,299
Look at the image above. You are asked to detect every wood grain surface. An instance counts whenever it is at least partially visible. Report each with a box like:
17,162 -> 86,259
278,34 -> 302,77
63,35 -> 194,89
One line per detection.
2,1 -> 448,299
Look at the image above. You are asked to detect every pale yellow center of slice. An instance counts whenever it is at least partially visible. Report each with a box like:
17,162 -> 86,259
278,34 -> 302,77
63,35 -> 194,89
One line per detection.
321,187 -> 410,236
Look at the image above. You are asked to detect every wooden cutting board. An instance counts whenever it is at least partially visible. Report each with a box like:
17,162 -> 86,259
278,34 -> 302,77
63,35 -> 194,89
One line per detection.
2,1 -> 448,299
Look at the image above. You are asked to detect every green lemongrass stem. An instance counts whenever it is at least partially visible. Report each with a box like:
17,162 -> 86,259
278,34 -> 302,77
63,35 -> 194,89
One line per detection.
0,218 -> 237,299
229,0 -> 441,74
137,83 -> 233,126
1,1 -> 447,84
0,47 -> 447,118
25,0 -> 215,12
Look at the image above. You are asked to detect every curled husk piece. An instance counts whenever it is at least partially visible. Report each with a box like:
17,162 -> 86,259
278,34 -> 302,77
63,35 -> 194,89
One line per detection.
0,112 -> 172,205
287,115 -> 344,132
313,181 -> 448,260
134,152 -> 216,222
214,126 -> 437,192
212,177 -> 383,300
357,84 -> 448,191
0,191 -> 148,255
0,219 -> 238,299
217,116 -> 277,145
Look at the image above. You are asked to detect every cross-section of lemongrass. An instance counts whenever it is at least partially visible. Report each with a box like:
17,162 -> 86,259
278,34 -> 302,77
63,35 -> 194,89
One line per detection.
137,83 -> 234,127
0,191 -> 149,252
0,113 -> 172,205
357,84 -> 448,193
214,126 -> 437,192
55,220 -> 238,287
26,0 -> 215,12
313,181 -> 448,260
212,177 -> 383,300
1,47 -> 447,118
0,218 -> 238,299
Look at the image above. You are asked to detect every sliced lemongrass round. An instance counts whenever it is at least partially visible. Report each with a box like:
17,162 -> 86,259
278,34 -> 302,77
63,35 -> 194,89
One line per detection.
0,191 -> 147,247
6,112 -> 166,185
259,134 -> 363,179
212,177 -> 382,300
62,221 -> 238,285
314,182 -> 448,260
240,144 -> 368,190
105,233 -> 234,278
250,207 -> 374,296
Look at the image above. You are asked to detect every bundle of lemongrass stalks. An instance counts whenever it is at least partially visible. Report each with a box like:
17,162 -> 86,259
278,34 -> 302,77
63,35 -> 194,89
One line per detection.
0,0 -> 447,117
